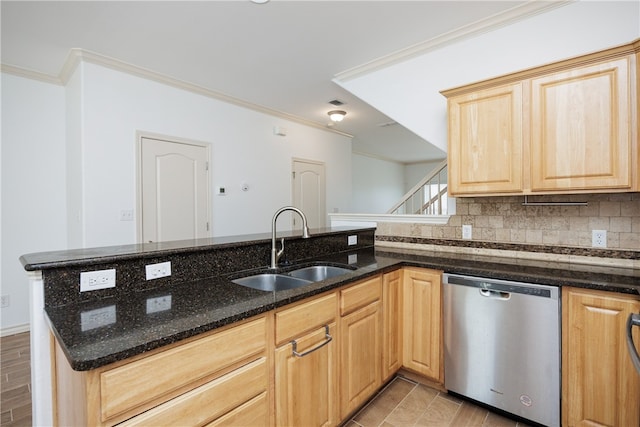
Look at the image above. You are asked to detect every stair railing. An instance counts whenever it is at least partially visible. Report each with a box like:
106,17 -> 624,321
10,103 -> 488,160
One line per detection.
387,159 -> 448,216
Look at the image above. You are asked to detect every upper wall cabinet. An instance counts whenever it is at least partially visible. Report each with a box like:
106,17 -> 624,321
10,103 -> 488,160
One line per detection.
442,39 -> 640,197
446,82 -> 524,194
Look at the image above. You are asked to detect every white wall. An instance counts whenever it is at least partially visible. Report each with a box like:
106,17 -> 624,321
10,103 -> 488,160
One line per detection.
1,74 -> 67,331
74,62 -> 352,245
351,153 -> 404,213
337,1 -> 640,153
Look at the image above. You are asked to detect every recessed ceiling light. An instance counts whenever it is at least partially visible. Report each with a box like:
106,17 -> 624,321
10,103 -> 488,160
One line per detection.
251,0 -> 270,4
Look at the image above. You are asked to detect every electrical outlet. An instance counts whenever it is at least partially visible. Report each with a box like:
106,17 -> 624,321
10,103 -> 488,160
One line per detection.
0,295 -> 9,308
348,235 -> 358,246
80,269 -> 116,292
145,261 -> 171,280
462,225 -> 473,240
592,230 -> 607,248
146,295 -> 172,314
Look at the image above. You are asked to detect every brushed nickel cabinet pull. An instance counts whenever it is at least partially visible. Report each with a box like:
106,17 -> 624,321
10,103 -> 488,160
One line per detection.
291,325 -> 332,357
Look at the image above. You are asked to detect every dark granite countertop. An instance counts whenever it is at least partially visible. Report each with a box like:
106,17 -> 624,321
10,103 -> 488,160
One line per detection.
20,226 -> 371,271
42,244 -> 639,371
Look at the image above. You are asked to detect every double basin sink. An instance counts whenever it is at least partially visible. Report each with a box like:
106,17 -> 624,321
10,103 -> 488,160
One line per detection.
233,265 -> 354,292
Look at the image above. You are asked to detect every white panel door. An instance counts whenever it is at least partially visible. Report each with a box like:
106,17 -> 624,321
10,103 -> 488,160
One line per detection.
140,137 -> 210,243
292,159 -> 326,229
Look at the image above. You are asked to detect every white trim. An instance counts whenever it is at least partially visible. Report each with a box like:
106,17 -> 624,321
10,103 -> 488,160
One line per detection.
329,212 -> 451,226
0,323 -> 30,337
333,1 -> 572,82
28,270 -> 53,426
0,64 -> 63,85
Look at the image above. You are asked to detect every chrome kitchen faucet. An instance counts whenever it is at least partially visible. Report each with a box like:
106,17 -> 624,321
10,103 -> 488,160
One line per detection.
271,206 -> 310,269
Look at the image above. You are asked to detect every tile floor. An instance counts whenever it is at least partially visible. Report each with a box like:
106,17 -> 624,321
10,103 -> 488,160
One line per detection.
346,376 -> 531,427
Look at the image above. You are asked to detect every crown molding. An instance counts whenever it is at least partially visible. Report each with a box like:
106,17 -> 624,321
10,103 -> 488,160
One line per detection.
3,49 -> 354,139
1,64 -> 63,85
334,0 -> 573,83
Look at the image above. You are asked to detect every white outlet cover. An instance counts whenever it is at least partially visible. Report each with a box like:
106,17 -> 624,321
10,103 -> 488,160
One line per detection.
80,269 -> 116,292
592,230 -> 607,248
145,261 -> 172,280
348,235 -> 357,245
462,225 -> 473,240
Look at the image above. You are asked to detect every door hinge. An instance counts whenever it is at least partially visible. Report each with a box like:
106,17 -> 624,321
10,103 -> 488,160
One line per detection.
292,171 -> 295,179
206,222 -> 210,231
205,161 -> 209,171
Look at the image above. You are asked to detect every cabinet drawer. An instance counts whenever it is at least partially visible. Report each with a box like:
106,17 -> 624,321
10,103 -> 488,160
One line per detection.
206,392 -> 268,427
120,357 -> 268,426
275,293 -> 336,345
100,316 -> 266,421
340,276 -> 381,316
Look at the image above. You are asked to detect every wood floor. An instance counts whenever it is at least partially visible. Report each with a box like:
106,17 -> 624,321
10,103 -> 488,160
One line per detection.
0,332 -> 31,426
0,333 -> 528,427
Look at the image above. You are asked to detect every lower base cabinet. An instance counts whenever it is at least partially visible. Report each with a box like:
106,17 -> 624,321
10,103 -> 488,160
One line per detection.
339,276 -> 382,419
53,315 -> 270,426
274,293 -> 338,427
562,287 -> 640,427
401,267 -> 443,383
382,270 -> 402,381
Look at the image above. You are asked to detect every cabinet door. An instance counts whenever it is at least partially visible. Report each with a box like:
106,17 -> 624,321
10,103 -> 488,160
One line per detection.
275,323 -> 338,427
402,268 -> 443,382
562,287 -> 640,427
382,270 -> 401,380
340,301 -> 381,419
530,57 -> 632,191
447,83 -> 523,195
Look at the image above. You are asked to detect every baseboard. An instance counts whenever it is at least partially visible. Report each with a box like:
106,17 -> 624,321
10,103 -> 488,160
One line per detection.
1,323 -> 30,337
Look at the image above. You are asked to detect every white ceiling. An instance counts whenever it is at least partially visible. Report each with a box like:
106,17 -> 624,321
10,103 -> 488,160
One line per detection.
1,0 -> 527,163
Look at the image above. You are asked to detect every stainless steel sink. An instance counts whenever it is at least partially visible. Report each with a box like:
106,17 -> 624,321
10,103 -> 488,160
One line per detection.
233,273 -> 313,292
288,265 -> 352,282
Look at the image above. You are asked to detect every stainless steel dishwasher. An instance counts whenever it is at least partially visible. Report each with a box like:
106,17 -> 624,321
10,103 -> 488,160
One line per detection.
443,273 -> 560,427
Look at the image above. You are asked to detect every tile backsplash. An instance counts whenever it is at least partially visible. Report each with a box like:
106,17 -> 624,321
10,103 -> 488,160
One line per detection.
376,193 -> 640,251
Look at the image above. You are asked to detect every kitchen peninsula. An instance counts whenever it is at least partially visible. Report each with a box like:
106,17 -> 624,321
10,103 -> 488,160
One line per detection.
22,227 -> 640,426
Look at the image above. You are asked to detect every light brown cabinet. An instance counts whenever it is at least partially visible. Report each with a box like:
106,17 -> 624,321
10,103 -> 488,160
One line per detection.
53,315 -> 271,426
446,82 -> 524,195
562,287 -> 640,427
274,292 -> 338,427
401,267 -> 443,383
339,276 -> 382,419
382,270 -> 402,381
443,40 -> 639,196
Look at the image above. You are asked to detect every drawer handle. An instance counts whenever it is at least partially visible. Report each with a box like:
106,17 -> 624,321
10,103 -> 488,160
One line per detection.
292,325 -> 332,358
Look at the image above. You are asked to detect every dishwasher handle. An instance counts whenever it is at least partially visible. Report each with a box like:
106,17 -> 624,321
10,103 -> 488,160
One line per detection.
627,313 -> 640,374
479,289 -> 511,300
